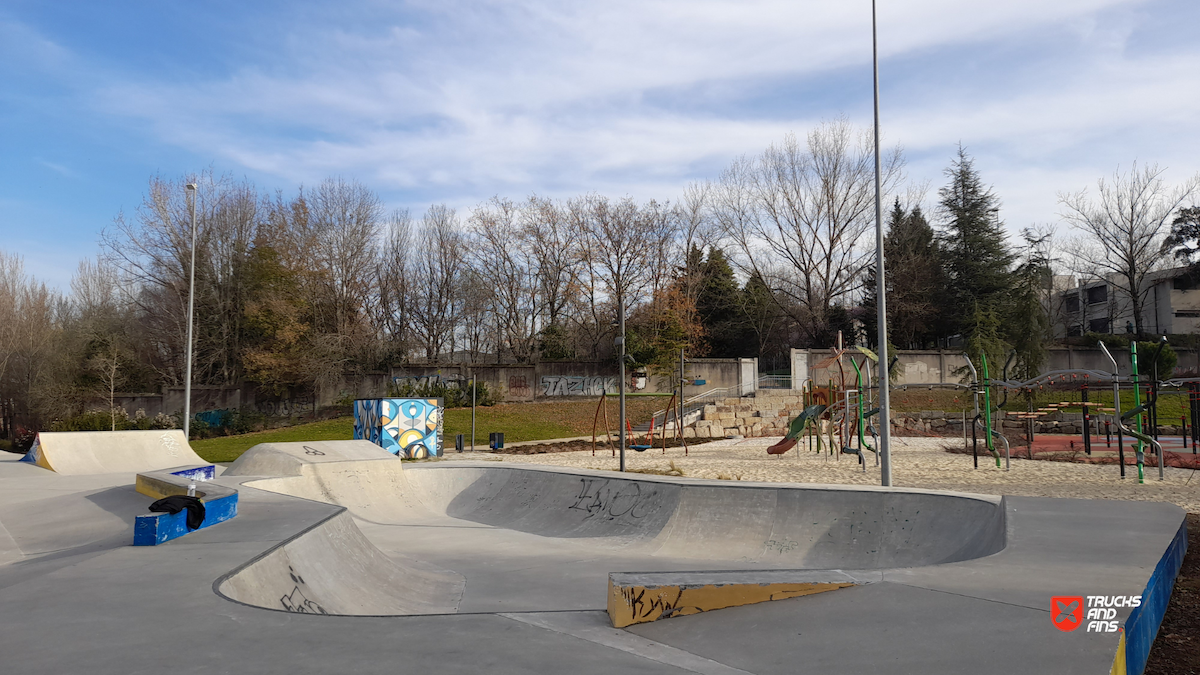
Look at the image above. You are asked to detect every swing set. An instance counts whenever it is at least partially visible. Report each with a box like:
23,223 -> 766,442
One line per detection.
591,390 -> 689,457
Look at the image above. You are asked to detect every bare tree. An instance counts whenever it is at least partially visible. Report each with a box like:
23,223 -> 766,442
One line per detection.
568,195 -> 677,362
468,198 -> 539,362
374,209 -> 415,362
713,119 -> 904,344
308,178 -> 382,339
410,205 -> 464,361
1060,163 -> 1200,335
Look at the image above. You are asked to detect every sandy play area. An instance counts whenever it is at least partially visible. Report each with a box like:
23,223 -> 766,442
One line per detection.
443,435 -> 1200,513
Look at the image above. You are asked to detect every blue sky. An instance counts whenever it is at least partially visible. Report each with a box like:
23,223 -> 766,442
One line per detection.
2,0 -> 1198,289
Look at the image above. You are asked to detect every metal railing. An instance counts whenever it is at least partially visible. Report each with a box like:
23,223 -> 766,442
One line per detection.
757,374 -> 792,389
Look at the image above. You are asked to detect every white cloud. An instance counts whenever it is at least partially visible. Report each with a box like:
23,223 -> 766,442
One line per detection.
11,0 -> 1200,235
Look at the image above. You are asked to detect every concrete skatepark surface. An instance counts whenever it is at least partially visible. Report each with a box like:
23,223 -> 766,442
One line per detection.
0,436 -> 1187,674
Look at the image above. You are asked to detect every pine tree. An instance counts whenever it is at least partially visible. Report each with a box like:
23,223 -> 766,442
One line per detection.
862,199 -> 950,349
695,248 -> 744,357
939,146 -> 1015,359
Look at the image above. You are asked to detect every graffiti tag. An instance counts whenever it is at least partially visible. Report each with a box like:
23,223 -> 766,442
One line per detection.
622,586 -> 691,621
508,375 -> 532,398
280,566 -> 328,615
540,375 -> 618,397
568,478 -> 655,521
765,538 -> 800,554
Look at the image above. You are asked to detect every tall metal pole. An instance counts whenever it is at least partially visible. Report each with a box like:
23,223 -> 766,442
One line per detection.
871,0 -> 893,487
470,374 -> 476,452
618,295 -> 626,472
184,183 -> 198,440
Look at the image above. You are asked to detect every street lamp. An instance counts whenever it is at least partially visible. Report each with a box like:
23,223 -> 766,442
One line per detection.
872,0 -> 893,487
184,183 -> 197,440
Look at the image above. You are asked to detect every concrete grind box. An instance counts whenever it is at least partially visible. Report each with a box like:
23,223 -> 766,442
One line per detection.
353,398 -> 444,458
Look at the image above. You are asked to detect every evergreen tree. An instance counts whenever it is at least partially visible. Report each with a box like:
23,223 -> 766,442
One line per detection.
862,199 -> 950,349
939,146 -> 1015,364
695,248 -> 744,357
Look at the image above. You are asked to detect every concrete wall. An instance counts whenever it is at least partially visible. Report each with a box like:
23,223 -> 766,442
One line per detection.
789,347 -> 1200,389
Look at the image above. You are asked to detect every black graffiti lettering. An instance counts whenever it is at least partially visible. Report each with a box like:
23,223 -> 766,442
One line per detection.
303,446 -> 325,456
568,478 -> 655,521
622,586 -> 686,620
280,586 -> 328,615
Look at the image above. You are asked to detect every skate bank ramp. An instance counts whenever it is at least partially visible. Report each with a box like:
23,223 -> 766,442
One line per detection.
20,430 -> 205,475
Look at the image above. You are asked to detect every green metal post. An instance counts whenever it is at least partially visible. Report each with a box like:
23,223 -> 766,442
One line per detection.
981,353 -> 1000,467
1131,342 -> 1145,484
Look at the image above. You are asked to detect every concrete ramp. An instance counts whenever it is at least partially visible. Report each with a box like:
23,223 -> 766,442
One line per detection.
237,458 -> 1006,569
20,430 -> 205,475
216,510 -> 464,615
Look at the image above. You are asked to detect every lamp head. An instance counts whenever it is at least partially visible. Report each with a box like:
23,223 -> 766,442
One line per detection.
185,183 -> 197,191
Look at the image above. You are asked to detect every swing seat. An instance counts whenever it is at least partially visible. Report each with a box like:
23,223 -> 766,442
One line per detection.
631,444 -> 651,452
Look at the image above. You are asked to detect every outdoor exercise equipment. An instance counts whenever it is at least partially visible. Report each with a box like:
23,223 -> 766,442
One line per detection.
963,354 -> 1002,469
1098,340 -> 1165,483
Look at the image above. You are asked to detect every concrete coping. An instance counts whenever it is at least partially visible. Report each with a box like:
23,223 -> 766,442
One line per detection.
404,460 -> 1005,505
609,569 -> 882,589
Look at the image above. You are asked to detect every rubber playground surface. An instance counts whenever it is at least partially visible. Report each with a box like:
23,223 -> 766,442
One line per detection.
0,432 -> 1189,674
1027,434 -> 1200,469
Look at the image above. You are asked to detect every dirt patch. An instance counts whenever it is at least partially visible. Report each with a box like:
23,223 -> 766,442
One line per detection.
493,437 -> 712,455
1145,513 -> 1200,675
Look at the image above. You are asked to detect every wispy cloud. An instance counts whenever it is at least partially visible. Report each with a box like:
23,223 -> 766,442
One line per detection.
3,0 -> 1198,258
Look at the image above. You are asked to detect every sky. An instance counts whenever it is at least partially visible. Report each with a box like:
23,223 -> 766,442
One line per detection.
2,0 -> 1198,290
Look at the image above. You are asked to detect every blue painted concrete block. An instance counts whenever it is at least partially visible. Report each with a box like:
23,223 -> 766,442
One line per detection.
133,493 -> 238,546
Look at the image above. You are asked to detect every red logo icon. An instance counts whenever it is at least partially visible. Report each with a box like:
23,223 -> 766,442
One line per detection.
1051,596 -> 1084,632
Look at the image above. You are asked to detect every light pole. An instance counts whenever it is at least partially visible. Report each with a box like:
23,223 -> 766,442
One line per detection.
872,0 -> 893,487
617,295 -> 626,472
184,183 -> 198,440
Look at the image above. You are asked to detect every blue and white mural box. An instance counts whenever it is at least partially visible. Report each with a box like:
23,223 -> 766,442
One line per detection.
353,398 -> 444,458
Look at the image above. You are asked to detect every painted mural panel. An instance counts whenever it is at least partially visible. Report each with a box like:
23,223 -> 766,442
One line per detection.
353,398 -> 443,458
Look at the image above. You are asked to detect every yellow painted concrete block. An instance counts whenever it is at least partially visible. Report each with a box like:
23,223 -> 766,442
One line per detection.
608,578 -> 854,628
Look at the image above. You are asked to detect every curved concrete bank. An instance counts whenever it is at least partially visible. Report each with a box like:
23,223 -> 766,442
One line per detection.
219,442 -> 1006,619
217,510 -> 464,615
19,430 -> 205,475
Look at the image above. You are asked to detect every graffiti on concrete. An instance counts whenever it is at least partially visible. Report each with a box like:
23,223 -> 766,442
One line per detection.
508,375 -> 532,398
540,375 -> 618,397
568,478 -> 656,521
280,565 -> 328,615
256,393 -> 314,417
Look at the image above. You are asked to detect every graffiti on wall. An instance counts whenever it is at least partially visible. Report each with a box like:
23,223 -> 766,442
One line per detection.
540,375 -> 620,397
353,398 -> 443,459
256,393 -> 314,417
508,375 -> 532,398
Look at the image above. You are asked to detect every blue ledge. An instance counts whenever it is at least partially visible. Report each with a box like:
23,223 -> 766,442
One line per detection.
132,465 -> 239,546
134,493 -> 238,546
1124,516 -> 1189,675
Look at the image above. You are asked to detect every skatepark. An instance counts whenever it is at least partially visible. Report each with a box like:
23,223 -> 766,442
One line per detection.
0,430 -> 1188,674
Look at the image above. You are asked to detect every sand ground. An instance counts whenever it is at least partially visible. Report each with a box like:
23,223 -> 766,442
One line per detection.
442,435 -> 1200,513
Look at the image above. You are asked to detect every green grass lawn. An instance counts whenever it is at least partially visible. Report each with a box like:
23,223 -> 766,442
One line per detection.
191,398 -> 668,463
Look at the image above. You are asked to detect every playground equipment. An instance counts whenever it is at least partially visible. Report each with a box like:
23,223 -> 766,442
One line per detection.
1098,339 -> 1165,483
961,352 -> 1008,470
592,389 -> 690,457
766,404 -> 828,455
